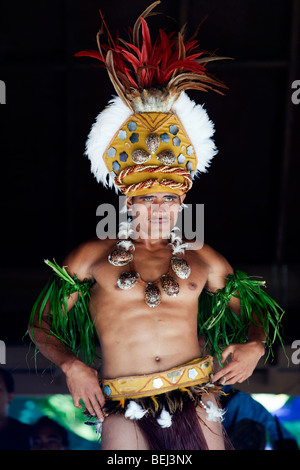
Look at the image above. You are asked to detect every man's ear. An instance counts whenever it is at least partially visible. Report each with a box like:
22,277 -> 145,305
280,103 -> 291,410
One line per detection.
126,196 -> 133,211
179,194 -> 186,205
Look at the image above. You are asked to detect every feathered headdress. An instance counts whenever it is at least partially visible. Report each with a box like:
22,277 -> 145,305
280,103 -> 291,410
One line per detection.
76,1 -> 229,196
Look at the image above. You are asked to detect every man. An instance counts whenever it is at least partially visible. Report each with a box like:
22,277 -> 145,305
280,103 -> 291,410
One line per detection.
0,368 -> 31,450
30,416 -> 70,450
28,3 -> 283,450
28,192 -> 269,450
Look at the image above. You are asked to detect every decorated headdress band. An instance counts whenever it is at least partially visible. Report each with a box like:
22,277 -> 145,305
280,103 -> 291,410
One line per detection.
76,1 -> 229,197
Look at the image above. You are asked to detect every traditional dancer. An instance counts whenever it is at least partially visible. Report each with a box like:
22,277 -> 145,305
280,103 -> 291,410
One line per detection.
28,2 -> 284,450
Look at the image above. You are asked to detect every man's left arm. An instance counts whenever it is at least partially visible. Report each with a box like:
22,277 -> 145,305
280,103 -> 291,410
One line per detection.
202,245 -> 267,385
211,295 -> 266,385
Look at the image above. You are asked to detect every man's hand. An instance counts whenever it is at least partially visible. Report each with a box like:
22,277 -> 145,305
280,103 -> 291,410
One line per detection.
64,360 -> 106,422
211,341 -> 265,385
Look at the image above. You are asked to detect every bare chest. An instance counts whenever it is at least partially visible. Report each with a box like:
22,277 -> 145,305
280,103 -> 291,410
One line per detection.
90,246 -> 208,310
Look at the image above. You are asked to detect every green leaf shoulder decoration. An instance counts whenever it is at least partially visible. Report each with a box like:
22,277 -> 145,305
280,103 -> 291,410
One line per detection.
28,259 -> 99,365
198,270 -> 285,363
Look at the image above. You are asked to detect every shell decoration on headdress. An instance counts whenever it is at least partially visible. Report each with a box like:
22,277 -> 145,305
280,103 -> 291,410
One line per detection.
75,1 -> 229,196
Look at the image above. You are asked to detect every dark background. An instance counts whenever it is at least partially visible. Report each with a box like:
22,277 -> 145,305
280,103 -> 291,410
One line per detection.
1,0 -> 300,350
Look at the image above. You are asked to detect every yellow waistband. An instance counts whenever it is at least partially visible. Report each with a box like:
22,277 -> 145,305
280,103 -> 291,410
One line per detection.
101,356 -> 213,400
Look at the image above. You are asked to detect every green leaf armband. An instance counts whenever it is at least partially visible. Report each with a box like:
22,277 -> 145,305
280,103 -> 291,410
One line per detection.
197,270 -> 285,363
28,259 -> 99,365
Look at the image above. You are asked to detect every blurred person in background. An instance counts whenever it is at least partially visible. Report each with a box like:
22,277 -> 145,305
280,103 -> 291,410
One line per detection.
30,416 -> 70,450
220,386 -> 299,450
0,368 -> 31,450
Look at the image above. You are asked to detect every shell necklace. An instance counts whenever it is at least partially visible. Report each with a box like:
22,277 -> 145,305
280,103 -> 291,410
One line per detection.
108,223 -> 191,308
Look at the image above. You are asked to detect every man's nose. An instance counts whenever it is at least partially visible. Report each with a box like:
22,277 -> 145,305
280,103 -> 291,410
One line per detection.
152,203 -> 168,214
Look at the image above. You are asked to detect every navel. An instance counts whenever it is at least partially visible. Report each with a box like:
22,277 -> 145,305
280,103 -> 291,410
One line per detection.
155,356 -> 161,362
188,282 -> 197,290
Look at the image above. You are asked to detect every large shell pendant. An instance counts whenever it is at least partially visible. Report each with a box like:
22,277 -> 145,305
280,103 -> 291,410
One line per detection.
160,274 -> 180,297
108,248 -> 133,267
117,271 -> 140,290
145,282 -> 161,308
171,257 -> 191,279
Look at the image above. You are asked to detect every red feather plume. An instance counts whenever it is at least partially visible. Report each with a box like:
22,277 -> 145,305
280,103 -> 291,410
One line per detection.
75,1 -> 229,110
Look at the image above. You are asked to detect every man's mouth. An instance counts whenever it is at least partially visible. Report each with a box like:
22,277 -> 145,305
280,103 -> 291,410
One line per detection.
151,218 -> 170,224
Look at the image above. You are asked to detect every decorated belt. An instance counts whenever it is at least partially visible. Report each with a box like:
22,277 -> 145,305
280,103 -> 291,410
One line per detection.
101,356 -> 213,400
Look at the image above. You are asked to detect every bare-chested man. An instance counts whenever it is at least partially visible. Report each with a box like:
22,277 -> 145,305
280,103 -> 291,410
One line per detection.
29,191 -> 266,450
28,3 -> 282,449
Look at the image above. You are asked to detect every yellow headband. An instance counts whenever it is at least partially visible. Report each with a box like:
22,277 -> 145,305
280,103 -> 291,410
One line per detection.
104,112 -> 196,196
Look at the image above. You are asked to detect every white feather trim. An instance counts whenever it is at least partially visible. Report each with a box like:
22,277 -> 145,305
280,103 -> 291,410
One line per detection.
169,233 -> 182,245
85,96 -> 133,189
168,227 -> 191,254
201,400 -> 226,423
157,407 -> 173,428
124,401 -> 148,420
95,421 -> 103,435
117,221 -> 135,240
172,92 -> 218,175
170,242 -> 191,255
85,92 -> 217,191
116,240 -> 135,251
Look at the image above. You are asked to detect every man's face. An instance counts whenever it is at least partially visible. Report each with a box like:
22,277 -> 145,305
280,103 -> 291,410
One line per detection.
126,192 -> 185,239
30,425 -> 68,450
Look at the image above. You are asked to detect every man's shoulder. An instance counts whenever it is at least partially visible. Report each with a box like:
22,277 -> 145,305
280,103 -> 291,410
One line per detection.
190,242 -> 228,267
63,237 -> 116,280
191,242 -> 234,291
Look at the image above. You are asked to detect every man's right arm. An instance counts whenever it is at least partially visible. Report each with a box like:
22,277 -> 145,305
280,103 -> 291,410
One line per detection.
28,243 -> 106,422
